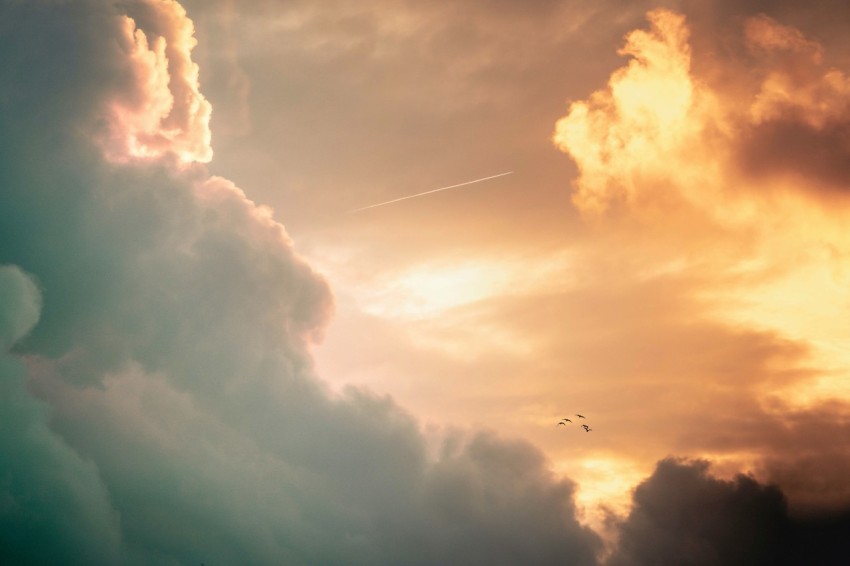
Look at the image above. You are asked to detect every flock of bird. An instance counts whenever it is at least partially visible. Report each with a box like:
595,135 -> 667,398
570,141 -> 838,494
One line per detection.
558,414 -> 592,432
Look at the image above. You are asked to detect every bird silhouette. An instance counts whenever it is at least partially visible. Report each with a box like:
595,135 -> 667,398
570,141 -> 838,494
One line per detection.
576,414 -> 585,419
558,421 -> 566,426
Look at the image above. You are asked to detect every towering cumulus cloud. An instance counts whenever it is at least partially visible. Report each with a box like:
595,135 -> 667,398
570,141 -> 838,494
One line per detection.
99,0 -> 213,164
0,1 -> 600,564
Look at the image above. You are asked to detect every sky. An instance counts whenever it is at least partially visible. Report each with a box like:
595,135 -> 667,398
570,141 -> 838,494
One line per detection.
1,0 -> 850,564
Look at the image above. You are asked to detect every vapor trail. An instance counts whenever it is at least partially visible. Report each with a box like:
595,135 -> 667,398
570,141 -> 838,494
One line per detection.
347,171 -> 514,213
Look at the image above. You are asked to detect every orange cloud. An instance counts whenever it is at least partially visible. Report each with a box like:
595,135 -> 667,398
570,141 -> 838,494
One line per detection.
552,8 -> 850,510
555,9 -> 850,210
746,16 -> 850,130
552,9 -> 724,216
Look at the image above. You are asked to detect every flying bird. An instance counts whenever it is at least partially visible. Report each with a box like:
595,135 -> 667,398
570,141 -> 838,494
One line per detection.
581,424 -> 590,431
561,418 -> 572,423
576,414 -> 585,419
558,421 -> 566,426
347,171 -> 514,213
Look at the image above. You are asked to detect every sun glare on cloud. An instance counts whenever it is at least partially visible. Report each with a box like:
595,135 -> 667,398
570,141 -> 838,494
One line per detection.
552,10 -> 723,216
99,1 -> 212,165
555,456 -> 647,534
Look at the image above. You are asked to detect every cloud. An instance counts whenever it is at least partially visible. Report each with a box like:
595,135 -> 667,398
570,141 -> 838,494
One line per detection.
607,458 -> 850,566
0,1 -> 603,563
554,8 -> 850,210
608,458 -> 788,566
5,2 -> 849,563
0,266 -> 40,350
553,9 -> 711,215
98,0 -> 213,164
735,14 -> 850,190
0,265 -> 122,563
550,5 -> 850,518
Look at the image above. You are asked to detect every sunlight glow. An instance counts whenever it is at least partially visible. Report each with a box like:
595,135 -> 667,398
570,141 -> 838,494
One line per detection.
556,456 -> 647,529
355,254 -> 574,320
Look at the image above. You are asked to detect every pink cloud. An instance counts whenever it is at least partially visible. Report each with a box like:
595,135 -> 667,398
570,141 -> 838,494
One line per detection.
99,0 -> 212,165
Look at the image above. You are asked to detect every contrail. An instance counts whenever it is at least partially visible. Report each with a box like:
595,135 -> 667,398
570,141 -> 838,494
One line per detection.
347,171 -> 514,213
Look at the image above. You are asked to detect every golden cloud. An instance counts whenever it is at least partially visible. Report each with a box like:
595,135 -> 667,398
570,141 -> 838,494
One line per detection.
552,8 -> 850,509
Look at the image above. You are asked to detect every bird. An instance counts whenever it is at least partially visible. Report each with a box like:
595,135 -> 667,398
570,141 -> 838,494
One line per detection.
558,421 -> 566,426
561,418 -> 572,423
581,424 -> 590,431
576,414 -> 585,419
584,427 -> 592,432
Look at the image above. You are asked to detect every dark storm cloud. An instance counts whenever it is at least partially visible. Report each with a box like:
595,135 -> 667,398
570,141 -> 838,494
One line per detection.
607,458 -> 850,566
0,1 -> 603,564
609,458 -> 788,566
749,403 -> 850,511
0,266 -> 122,564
